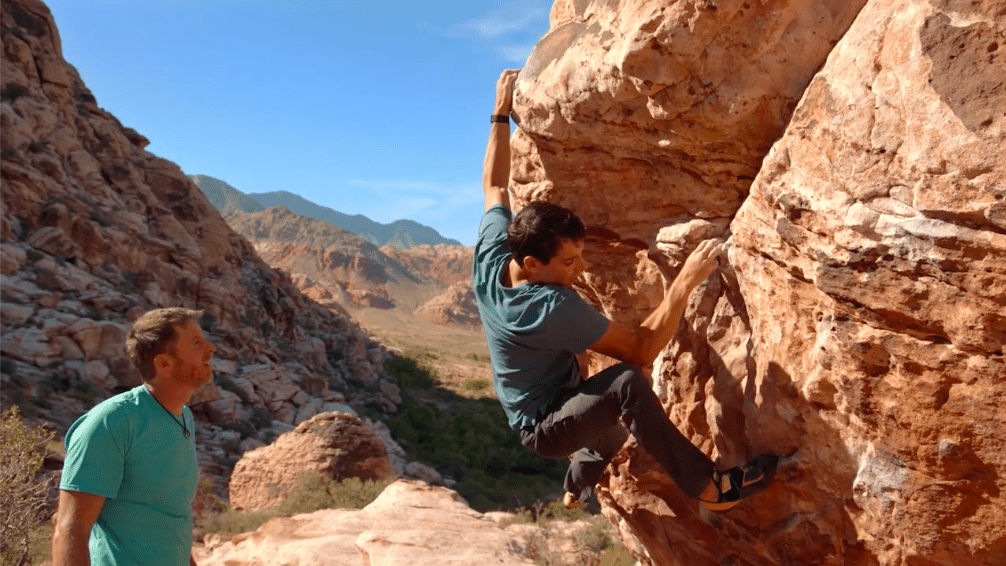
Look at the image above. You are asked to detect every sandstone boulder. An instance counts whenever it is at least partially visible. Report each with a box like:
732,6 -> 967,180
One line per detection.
196,481 -> 534,566
228,412 -> 395,511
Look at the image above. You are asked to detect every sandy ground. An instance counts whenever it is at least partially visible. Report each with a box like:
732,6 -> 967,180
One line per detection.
346,306 -> 495,399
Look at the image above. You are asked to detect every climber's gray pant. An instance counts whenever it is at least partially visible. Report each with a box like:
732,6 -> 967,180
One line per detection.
519,363 -> 714,502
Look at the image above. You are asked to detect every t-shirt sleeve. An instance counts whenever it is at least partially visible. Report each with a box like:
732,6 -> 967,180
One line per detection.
543,288 -> 610,354
473,205 -> 512,286
60,406 -> 127,499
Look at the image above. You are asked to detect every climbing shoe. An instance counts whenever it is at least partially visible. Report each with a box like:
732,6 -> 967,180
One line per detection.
701,453 -> 779,511
563,491 -> 582,509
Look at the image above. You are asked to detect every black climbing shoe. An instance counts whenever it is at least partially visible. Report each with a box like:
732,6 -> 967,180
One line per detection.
701,453 -> 779,511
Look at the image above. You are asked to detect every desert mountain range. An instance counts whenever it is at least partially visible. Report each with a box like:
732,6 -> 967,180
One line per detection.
193,173 -> 477,323
191,174 -> 463,248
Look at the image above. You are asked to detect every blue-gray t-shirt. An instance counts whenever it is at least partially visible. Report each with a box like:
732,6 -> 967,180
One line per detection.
60,384 -> 198,566
473,205 -> 609,430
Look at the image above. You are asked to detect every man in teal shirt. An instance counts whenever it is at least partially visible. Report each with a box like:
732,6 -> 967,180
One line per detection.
53,308 -> 216,565
476,69 -> 776,511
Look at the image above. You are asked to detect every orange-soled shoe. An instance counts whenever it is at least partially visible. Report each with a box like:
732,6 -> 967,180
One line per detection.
701,454 -> 779,511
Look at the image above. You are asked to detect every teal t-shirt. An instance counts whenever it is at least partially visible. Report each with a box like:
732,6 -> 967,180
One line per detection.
473,205 -> 609,430
60,385 -> 198,566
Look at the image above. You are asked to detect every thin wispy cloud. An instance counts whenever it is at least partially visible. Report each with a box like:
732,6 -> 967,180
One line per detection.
450,6 -> 547,40
446,0 -> 550,62
495,44 -> 537,63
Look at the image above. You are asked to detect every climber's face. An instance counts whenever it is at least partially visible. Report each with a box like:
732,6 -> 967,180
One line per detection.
524,238 -> 587,288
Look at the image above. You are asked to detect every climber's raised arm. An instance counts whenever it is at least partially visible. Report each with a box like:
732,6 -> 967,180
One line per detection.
589,239 -> 724,368
482,69 -> 519,212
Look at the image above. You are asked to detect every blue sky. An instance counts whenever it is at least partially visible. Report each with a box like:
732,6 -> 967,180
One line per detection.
44,1 -> 552,245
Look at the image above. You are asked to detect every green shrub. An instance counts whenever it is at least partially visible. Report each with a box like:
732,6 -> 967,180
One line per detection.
575,520 -> 614,553
0,407 -> 54,566
72,382 -> 96,406
249,406 -> 272,428
384,355 -> 434,391
278,473 -> 391,515
385,368 -> 567,511
597,544 -> 635,566
461,378 -> 490,393
197,507 -> 278,537
197,474 -> 392,538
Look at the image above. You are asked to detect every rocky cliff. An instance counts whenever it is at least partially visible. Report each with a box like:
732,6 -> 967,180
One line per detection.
224,206 -> 441,311
0,0 -> 407,492
379,243 -> 479,325
512,0 -> 1004,564
223,202 -> 479,325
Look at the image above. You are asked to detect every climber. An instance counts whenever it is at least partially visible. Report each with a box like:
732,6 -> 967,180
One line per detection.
473,68 -> 777,511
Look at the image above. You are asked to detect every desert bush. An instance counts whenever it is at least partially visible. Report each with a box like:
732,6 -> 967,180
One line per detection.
384,355 -> 435,391
197,474 -> 392,537
461,378 -> 491,393
0,407 -> 54,566
278,473 -> 391,515
575,520 -> 614,553
197,507 -> 278,537
249,406 -> 272,428
386,366 -> 567,511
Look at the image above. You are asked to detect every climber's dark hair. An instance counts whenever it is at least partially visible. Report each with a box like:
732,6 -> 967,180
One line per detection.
507,202 -> 586,266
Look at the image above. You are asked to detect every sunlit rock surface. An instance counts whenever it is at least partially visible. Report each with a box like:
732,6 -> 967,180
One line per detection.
198,480 -> 618,566
511,0 -> 1005,564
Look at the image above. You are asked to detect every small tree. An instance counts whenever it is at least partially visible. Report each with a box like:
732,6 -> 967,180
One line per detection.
0,407 -> 53,566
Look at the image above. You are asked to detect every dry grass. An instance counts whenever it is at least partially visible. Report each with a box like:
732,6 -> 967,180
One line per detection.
348,307 -> 494,399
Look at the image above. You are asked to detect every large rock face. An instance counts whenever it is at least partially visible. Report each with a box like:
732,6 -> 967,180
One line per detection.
512,0 -> 1005,565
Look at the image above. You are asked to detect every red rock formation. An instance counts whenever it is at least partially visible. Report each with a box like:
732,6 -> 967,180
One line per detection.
225,206 -> 437,310
378,244 -> 474,287
413,282 -> 481,327
228,412 -> 394,511
512,0 -> 1005,564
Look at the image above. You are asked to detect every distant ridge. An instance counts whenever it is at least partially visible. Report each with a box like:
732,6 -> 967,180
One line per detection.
190,175 -> 462,248
190,174 -> 265,215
